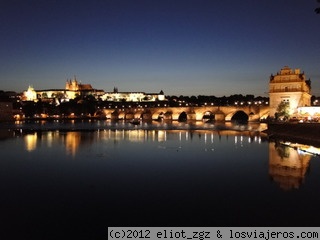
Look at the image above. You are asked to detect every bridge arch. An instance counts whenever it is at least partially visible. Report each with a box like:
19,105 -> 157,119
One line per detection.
202,111 -> 215,122
134,112 -> 142,119
158,112 -> 164,120
152,111 -> 164,121
178,111 -> 188,122
151,109 -> 173,120
137,109 -> 151,121
164,111 -> 173,120
94,109 -> 106,118
118,111 -> 125,120
229,110 -> 249,122
111,110 -> 119,120
125,111 -> 135,120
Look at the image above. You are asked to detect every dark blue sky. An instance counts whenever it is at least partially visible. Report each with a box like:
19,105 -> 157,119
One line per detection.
1,0 -> 319,96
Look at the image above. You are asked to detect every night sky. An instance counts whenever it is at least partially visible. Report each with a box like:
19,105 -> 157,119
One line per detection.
1,0 -> 319,96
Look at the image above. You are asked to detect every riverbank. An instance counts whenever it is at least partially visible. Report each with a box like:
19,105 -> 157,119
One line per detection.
266,122 -> 320,147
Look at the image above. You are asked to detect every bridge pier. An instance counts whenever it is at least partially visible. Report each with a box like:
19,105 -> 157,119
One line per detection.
110,110 -> 119,120
215,114 -> 225,121
142,112 -> 152,121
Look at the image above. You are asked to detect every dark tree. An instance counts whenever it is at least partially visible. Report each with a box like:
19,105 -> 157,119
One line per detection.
316,0 -> 320,14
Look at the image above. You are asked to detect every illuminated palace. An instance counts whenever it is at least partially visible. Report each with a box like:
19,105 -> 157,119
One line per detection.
101,87 -> 165,102
22,78 -> 165,103
22,78 -> 103,102
269,66 -> 312,117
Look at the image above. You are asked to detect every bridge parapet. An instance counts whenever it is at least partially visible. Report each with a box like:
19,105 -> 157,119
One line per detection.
100,105 -> 269,122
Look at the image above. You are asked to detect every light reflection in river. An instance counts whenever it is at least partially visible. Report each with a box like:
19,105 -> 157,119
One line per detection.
269,141 -> 313,191
1,121 -> 320,238
18,127 -> 319,192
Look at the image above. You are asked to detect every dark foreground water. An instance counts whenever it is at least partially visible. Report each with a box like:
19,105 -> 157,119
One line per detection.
0,121 -> 320,239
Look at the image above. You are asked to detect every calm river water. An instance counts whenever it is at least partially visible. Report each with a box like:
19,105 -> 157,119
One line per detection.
0,120 -> 320,239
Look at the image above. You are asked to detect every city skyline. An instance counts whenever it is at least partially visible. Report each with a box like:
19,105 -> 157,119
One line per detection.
1,0 -> 320,96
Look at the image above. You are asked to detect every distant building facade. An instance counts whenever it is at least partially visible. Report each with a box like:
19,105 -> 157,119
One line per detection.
22,78 -> 104,103
269,66 -> 311,117
65,78 -> 93,92
101,88 -> 165,102
22,79 -> 165,103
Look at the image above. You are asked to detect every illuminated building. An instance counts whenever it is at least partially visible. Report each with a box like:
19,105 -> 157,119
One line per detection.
101,88 -> 165,102
24,86 -> 37,101
21,77 -> 104,103
269,66 -> 311,117
22,79 -> 165,103
65,78 -> 93,91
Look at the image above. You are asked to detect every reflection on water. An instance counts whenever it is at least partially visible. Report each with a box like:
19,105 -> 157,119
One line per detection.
21,128 -> 267,156
65,132 -> 82,156
1,121 -> 320,238
9,119 -> 267,131
269,141 -> 312,190
18,126 -> 320,192
24,132 -> 37,151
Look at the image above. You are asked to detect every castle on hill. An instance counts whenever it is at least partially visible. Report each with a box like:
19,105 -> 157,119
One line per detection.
65,78 -> 93,91
22,77 -> 165,103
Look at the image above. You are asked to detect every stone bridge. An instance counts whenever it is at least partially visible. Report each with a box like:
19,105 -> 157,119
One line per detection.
98,105 -> 270,122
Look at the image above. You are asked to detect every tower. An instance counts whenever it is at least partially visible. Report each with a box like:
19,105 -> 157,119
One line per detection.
65,77 -> 79,91
269,66 -> 311,117
24,85 -> 37,101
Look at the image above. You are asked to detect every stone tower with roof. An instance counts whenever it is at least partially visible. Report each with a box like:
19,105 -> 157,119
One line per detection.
269,66 -> 311,117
